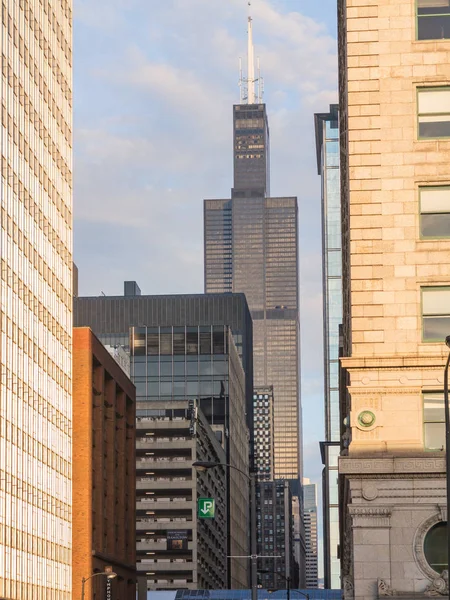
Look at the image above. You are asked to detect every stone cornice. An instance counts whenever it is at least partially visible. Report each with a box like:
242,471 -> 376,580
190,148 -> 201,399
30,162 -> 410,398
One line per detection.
339,456 -> 446,475
341,354 -> 447,370
349,506 -> 391,528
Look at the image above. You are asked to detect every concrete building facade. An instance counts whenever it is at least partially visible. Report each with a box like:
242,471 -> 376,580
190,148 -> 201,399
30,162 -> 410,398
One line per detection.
338,1 -> 450,600
0,1 -> 73,598
72,328 -> 136,600
135,400 -> 227,596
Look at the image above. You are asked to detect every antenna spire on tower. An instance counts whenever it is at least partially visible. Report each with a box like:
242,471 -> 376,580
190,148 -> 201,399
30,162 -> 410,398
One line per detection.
238,1 -> 264,104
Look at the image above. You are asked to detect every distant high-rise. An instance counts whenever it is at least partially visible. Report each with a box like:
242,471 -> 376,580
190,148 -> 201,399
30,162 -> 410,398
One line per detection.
0,2 -> 73,598
303,479 -> 319,589
315,104 -> 342,589
204,15 -> 301,487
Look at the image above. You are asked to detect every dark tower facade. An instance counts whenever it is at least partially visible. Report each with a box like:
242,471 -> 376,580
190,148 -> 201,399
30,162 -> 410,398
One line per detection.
204,103 -> 300,485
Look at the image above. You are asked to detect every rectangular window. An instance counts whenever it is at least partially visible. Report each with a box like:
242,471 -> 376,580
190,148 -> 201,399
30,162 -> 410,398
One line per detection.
420,186 -> 450,237
424,392 -> 445,450
422,287 -> 450,341
417,0 -> 450,40
418,88 -> 450,138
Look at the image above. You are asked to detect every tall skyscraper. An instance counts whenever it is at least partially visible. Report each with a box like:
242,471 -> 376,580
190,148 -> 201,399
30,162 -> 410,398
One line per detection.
204,15 -> 300,487
0,2 -> 73,598
303,479 -> 318,589
315,105 -> 342,589
338,2 -> 450,599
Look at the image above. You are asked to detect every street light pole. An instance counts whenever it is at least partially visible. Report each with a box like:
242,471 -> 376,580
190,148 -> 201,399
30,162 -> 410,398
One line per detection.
444,336 -> 450,573
287,575 -> 291,600
81,569 -> 118,600
192,461 -> 257,600
250,469 -> 257,600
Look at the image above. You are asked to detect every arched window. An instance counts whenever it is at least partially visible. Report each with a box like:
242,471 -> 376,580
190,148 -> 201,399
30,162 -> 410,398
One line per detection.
424,522 -> 448,573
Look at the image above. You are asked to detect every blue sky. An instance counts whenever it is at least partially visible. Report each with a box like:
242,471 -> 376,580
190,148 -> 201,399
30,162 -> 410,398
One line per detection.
73,0 -> 338,574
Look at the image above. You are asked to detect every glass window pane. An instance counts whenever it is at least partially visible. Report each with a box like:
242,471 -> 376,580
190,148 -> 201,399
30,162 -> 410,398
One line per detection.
213,328 -> 225,354
418,14 -> 450,40
174,360 -> 185,376
160,360 -> 172,376
424,394 -> 445,422
199,328 -> 212,354
160,331 -> 172,355
186,328 -> 199,355
147,332 -> 159,355
424,522 -> 448,572
425,422 -> 446,450
418,89 -> 450,113
419,117 -> 450,138
173,329 -> 186,354
423,316 -> 450,340
133,358 -> 146,377
421,213 -> 450,237
147,358 -> 159,376
132,328 -> 146,356
418,0 -> 450,9
422,288 -> 450,315
186,358 -> 198,376
421,187 -> 450,212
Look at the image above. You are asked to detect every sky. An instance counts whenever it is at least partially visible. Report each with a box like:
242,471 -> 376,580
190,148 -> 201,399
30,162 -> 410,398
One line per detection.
73,0 -> 338,576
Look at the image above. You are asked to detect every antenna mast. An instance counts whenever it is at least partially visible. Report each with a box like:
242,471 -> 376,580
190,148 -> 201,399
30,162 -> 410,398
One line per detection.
238,1 -> 264,104
247,12 -> 255,103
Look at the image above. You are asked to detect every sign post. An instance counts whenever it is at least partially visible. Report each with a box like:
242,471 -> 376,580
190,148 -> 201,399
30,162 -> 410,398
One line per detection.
197,498 -> 215,519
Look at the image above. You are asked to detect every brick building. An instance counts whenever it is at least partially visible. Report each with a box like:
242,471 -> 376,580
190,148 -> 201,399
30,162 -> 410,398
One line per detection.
73,328 -> 137,599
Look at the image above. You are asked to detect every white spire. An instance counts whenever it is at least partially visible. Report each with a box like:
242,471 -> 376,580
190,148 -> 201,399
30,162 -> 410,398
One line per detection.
247,14 -> 255,103
238,1 -> 264,104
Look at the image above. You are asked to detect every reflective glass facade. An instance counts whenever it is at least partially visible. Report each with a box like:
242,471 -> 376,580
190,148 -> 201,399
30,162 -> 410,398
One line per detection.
0,1 -> 73,598
315,105 -> 341,589
204,104 -> 300,485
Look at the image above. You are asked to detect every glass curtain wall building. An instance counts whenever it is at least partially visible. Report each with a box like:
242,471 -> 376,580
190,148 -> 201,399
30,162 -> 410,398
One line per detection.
314,105 -> 342,589
0,1 -> 73,599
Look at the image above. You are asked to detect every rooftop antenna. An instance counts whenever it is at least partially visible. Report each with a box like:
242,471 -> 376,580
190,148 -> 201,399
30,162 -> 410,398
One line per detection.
247,2 -> 255,103
238,1 -> 264,104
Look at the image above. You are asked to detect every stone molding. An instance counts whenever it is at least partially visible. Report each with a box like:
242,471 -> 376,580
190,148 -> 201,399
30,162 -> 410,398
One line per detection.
341,354 -> 447,370
349,506 -> 391,528
340,457 -> 446,475
414,511 -> 445,581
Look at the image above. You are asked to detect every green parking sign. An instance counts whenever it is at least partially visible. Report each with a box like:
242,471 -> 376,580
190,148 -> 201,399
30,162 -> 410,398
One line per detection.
198,498 -> 215,518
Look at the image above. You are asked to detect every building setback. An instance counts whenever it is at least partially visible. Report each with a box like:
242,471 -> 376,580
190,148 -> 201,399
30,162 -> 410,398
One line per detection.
315,104 -> 342,589
72,328 -> 136,599
0,1 -> 73,598
135,400 -> 227,596
338,2 -> 450,599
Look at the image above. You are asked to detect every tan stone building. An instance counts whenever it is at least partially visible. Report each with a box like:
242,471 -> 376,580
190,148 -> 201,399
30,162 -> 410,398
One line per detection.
73,328 -> 136,599
338,1 -> 450,599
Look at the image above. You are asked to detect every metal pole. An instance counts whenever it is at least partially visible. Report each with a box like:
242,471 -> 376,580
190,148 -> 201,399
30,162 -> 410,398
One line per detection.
287,575 -> 291,600
444,350 -> 450,574
251,470 -> 258,600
